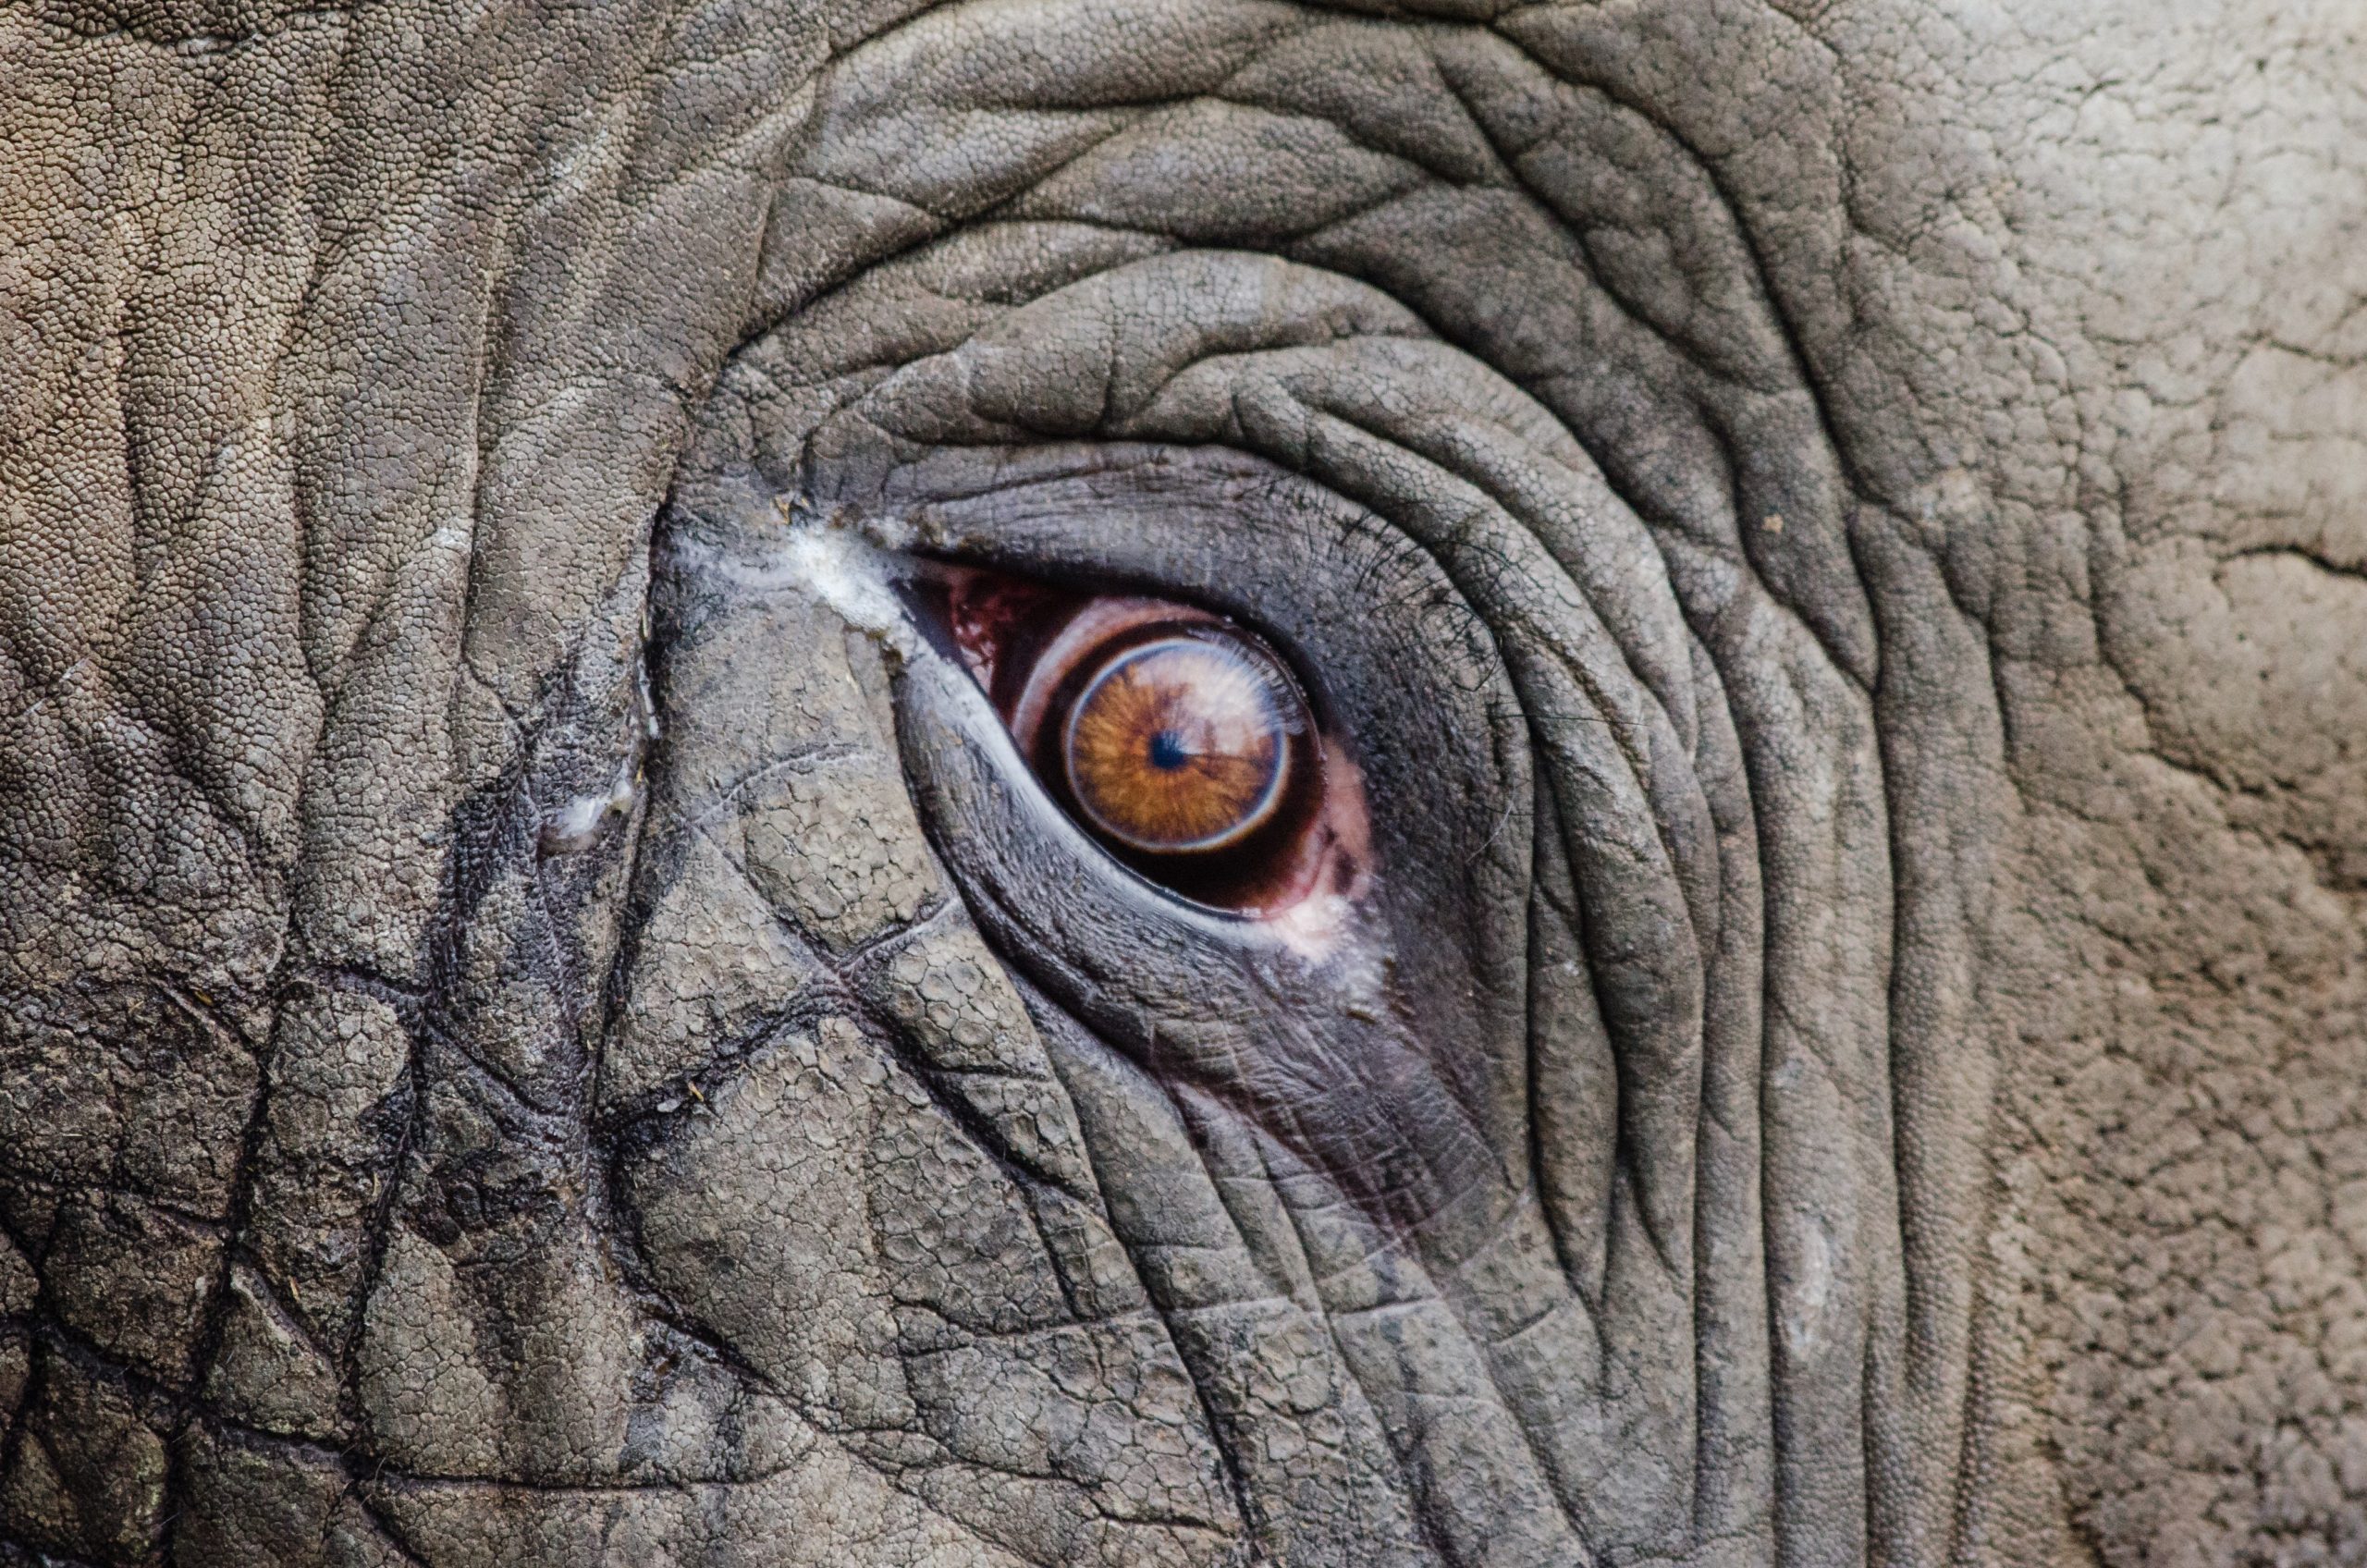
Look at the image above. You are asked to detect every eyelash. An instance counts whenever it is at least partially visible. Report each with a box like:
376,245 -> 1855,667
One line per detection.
910,561 -> 1370,917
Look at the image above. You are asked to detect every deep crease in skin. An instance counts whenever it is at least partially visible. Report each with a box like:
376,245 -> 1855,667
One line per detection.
1016,980 -> 1271,1545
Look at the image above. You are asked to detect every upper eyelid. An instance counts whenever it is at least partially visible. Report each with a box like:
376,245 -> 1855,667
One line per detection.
774,436 -> 1524,758
771,236 -> 1745,728
861,445 -> 1495,624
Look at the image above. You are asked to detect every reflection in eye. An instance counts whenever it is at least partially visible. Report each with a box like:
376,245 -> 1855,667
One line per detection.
910,563 -> 1367,918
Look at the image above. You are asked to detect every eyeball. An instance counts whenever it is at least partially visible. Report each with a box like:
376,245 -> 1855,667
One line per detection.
1061,631 -> 1302,854
914,561 -> 1367,917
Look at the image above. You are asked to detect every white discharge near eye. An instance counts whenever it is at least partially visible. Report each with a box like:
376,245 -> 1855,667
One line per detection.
539,755 -> 639,856
778,513 -> 917,651
667,506 -> 920,655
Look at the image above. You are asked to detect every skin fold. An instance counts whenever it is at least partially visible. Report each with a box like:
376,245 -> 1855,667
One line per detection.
1,0 -> 2363,1562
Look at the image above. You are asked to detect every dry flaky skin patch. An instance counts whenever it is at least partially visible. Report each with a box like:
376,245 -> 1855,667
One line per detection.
2,0 -> 2366,1563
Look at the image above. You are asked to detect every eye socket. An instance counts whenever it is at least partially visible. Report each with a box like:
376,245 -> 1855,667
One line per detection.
913,562 -> 1367,917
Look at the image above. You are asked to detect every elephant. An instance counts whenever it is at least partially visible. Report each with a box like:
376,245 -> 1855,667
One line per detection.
3,0 -> 2365,1562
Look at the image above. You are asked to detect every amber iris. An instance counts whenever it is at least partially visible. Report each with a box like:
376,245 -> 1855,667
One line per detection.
1061,634 -> 1295,853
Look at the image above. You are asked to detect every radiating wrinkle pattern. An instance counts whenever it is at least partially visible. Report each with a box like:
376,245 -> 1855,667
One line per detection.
2,0 -> 2365,1564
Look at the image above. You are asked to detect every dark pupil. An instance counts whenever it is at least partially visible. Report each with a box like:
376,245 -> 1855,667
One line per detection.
1146,729 -> 1194,771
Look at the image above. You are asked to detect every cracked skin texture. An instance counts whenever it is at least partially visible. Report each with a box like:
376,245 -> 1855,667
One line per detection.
2,0 -> 2365,1562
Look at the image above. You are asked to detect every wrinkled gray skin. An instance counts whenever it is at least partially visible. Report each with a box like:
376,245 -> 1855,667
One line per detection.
5,1 -> 2366,1564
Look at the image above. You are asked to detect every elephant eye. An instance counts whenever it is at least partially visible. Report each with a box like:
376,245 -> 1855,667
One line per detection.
917,562 -> 1365,916
1061,631 -> 1297,852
